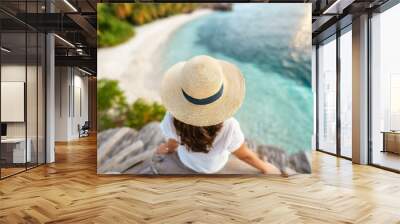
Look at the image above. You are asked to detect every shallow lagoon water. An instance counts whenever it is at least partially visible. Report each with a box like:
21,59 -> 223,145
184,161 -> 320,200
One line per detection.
162,4 -> 313,153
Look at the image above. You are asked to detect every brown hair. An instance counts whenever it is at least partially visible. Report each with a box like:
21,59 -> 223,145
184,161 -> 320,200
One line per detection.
173,117 -> 223,153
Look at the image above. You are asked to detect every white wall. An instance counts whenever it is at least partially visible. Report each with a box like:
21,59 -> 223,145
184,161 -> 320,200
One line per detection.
72,73 -> 89,138
54,67 -> 89,141
55,66 -> 70,141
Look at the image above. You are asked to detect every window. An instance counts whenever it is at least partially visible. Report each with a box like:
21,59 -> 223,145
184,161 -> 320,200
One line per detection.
339,28 -> 352,158
317,36 -> 337,154
370,3 -> 400,171
390,74 -> 400,130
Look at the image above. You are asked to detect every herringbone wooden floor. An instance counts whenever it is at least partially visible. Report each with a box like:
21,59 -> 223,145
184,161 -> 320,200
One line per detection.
1,135 -> 400,224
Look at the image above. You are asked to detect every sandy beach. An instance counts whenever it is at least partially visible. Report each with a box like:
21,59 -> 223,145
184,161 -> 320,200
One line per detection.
98,9 -> 212,103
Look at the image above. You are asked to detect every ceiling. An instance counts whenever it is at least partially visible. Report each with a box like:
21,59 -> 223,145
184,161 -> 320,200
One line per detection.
310,0 -> 391,43
0,0 -> 97,75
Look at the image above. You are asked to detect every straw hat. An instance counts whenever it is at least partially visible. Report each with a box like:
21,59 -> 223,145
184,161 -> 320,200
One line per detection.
161,55 -> 245,127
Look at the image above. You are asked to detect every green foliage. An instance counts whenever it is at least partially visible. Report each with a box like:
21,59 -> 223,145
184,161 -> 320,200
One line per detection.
97,79 -> 127,112
97,79 -> 166,131
97,79 -> 128,130
128,3 -> 198,25
126,98 -> 166,130
98,3 -> 198,47
98,4 -> 134,47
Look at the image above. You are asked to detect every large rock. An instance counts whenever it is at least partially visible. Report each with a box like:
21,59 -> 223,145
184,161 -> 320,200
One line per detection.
247,139 -> 311,174
97,127 -> 138,158
97,122 -> 165,174
257,144 -> 290,174
98,123 -> 311,175
97,128 -> 128,147
288,151 -> 311,173
134,122 -> 165,152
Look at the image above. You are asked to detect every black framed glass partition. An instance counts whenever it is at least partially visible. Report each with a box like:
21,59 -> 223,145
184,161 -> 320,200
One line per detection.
0,29 -> 28,178
315,25 -> 353,160
0,0 -> 46,179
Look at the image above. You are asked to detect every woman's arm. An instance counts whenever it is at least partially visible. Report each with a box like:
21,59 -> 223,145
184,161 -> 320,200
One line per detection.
157,139 -> 179,154
233,143 -> 281,175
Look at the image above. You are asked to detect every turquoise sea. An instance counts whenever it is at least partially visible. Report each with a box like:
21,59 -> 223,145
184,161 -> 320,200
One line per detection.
161,4 -> 313,153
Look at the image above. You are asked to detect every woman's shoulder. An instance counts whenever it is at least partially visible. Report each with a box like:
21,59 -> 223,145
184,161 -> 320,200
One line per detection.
223,117 -> 241,131
224,117 -> 239,125
219,117 -> 244,152
164,111 -> 173,118
162,111 -> 175,123
160,112 -> 178,139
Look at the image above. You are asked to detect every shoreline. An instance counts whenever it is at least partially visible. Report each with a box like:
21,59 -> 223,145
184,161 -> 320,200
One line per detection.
98,9 -> 212,103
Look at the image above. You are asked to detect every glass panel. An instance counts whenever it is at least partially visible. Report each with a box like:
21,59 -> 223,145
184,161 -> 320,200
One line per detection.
312,45 -> 317,150
27,30 -> 38,169
371,4 -> 400,171
340,29 -> 352,158
26,0 -> 38,169
0,1 -> 46,178
391,75 -> 400,130
318,37 -> 337,154
38,32 -> 45,165
0,23 -> 27,177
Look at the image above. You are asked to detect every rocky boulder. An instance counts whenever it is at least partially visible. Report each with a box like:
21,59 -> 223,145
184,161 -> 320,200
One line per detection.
97,122 -> 311,175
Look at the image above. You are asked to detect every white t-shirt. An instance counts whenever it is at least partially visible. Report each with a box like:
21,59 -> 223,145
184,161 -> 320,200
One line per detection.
160,112 -> 245,173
